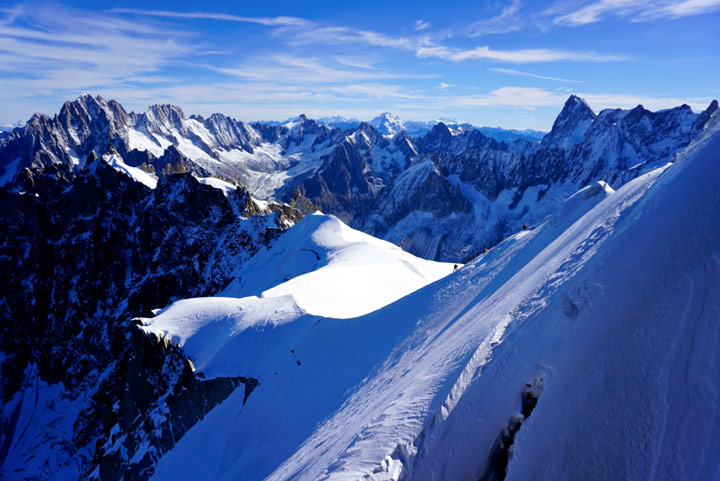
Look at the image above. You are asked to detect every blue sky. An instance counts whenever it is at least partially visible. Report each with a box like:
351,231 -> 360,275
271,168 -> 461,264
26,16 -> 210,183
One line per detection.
0,0 -> 718,130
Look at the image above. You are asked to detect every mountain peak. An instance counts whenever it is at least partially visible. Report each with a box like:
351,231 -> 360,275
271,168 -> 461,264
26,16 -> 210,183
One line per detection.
562,95 -> 594,116
545,95 -> 597,147
707,99 -> 719,113
63,93 -> 108,114
376,111 -> 396,120
369,112 -> 404,136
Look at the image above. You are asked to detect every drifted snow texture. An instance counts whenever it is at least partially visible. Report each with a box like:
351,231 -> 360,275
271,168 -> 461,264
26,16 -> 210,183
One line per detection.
143,116 -> 720,481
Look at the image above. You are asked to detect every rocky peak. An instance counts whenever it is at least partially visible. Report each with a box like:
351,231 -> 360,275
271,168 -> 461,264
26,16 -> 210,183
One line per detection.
352,122 -> 386,147
146,104 -> 185,122
543,95 -> 597,149
60,94 -> 114,123
691,99 -> 719,136
420,122 -> 453,151
551,95 -> 596,131
142,104 -> 187,135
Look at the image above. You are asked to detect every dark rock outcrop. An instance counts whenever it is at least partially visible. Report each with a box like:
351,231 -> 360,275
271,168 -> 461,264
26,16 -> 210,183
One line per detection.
0,161 -> 288,479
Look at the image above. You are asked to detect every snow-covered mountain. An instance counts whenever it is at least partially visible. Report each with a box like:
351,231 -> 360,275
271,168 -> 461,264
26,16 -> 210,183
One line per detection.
1,92 -> 719,481
268,114 -> 544,141
476,126 -> 545,142
368,112 -> 407,137
134,110 -> 720,480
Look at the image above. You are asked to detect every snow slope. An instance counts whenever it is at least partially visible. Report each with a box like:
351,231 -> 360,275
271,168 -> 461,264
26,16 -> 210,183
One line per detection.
403,107 -> 720,481
103,153 -> 157,189
144,113 -> 719,481
141,213 -> 456,378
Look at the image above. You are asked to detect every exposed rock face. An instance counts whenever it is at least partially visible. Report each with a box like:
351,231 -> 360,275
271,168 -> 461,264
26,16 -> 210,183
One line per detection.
0,159 -> 292,479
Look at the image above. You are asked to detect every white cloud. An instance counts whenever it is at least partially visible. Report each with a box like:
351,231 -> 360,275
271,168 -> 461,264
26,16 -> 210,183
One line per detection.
438,82 -> 452,89
549,0 -> 720,26
451,87 -> 566,107
333,56 -> 380,70
115,4 -> 628,68
489,67 -> 582,83
416,46 -> 627,63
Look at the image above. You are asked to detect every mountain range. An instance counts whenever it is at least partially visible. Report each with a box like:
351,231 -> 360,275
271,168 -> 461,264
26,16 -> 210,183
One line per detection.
259,113 -> 545,141
1,94 -> 716,262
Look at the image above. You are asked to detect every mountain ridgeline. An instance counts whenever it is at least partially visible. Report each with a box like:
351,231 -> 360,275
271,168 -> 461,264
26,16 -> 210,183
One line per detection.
1,94 -> 715,261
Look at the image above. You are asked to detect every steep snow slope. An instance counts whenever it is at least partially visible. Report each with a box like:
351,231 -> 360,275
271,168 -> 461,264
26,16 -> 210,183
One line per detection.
143,111 -> 719,481
403,110 -> 720,481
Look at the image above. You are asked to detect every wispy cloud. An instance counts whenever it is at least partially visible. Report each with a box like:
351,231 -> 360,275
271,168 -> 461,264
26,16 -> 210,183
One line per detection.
0,4 -> 193,94
489,67 -> 582,83
438,82 -> 452,89
332,56 -> 380,70
281,25 -> 428,50
548,0 -> 720,26
111,5 -> 626,66
110,8 -> 310,26
467,0 -> 525,36
416,46 -> 627,63
212,55 -> 435,84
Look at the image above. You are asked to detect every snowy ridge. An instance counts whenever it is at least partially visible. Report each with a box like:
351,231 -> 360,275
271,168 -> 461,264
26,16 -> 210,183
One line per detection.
141,213 -> 455,375
102,152 -> 158,189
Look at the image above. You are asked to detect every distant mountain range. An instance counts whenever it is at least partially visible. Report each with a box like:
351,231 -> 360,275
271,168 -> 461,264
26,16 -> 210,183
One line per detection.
1,93 -> 715,262
260,112 -> 546,141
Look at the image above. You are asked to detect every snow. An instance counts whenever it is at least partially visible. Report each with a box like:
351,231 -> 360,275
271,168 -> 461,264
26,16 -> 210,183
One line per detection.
403,111 -> 720,481
0,365 -> 85,480
103,153 -> 158,189
0,156 -> 20,185
214,142 -> 327,199
125,128 -> 166,157
195,176 -> 237,195
143,112 -> 720,481
221,212 -> 456,319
